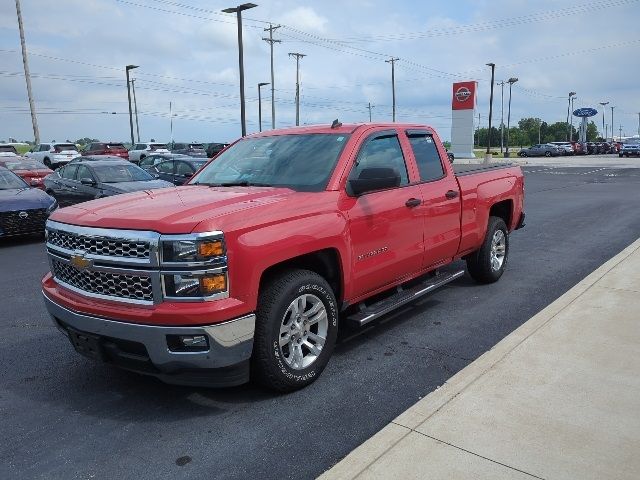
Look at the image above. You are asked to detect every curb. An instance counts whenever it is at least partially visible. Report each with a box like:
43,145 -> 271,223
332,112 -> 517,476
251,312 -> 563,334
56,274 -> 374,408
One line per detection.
319,237 -> 640,479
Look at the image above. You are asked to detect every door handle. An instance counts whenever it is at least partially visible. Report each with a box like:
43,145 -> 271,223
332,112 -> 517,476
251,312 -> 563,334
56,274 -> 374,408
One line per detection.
445,190 -> 459,199
405,198 -> 421,208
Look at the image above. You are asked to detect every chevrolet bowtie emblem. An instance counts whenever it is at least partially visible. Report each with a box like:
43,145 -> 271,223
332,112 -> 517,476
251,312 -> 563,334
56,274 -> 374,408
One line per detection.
70,253 -> 92,271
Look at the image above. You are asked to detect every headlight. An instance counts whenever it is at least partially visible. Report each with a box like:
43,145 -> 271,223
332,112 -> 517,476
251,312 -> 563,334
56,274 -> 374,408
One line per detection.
163,272 -> 227,299
161,235 -> 225,264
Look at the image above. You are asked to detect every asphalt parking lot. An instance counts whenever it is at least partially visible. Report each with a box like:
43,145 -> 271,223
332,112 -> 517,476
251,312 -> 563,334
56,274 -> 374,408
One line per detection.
2,165 -> 640,480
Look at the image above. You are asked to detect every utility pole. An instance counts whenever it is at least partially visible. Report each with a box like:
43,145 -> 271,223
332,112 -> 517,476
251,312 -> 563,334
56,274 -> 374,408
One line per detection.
497,80 -> 505,154
505,77 -> 518,158
599,102 -> 609,141
485,63 -> 496,158
385,57 -> 399,122
367,102 -> 375,122
263,23 -> 281,130
605,124 -> 608,140
619,124 -> 623,140
566,91 -> 576,141
125,65 -> 138,146
257,82 -> 269,132
169,101 -> 173,144
15,0 -> 39,144
288,52 -> 306,126
637,112 -> 640,137
610,106 -> 615,141
476,113 -> 481,147
570,96 -> 576,141
131,78 -> 140,142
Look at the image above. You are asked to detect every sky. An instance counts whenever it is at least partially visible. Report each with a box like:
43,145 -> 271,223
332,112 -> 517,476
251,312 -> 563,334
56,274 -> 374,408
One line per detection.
1,0 -> 639,144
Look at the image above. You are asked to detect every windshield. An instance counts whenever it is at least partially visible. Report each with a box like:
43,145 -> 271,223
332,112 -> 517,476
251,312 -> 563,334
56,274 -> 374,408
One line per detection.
92,164 -> 153,183
191,134 -> 349,192
1,160 -> 48,170
150,144 -> 168,150
0,169 -> 28,189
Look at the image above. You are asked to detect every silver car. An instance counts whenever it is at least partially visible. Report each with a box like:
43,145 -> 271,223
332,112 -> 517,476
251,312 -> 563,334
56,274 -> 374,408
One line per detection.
518,144 -> 560,157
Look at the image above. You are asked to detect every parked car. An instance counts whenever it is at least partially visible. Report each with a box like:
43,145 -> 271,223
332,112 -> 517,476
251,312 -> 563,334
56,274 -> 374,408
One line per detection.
43,159 -> 173,206
170,142 -> 207,157
42,122 -> 525,391
138,153 -> 190,172
0,144 -> 19,157
127,142 -> 170,163
585,142 -> 597,155
548,142 -> 574,155
69,155 -> 125,163
0,158 -> 53,190
150,157 -> 209,185
619,143 -> 640,157
518,144 -> 560,157
26,142 -> 81,169
0,166 -> 57,237
205,142 -> 229,158
570,141 -> 585,155
82,142 -> 129,160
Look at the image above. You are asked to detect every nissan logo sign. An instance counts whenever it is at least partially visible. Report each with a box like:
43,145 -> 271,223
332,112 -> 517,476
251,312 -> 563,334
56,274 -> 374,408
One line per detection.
18,211 -> 28,219
455,86 -> 471,102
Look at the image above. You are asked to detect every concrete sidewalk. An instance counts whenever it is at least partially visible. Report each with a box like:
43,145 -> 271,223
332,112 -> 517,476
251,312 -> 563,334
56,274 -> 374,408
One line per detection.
320,239 -> 640,480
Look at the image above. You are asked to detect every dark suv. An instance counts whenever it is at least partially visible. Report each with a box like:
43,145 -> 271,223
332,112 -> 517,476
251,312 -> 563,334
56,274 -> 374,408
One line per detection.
82,142 -> 129,160
170,143 -> 207,157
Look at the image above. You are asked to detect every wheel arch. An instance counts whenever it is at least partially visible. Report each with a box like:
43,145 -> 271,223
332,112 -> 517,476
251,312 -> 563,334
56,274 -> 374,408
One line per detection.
489,199 -> 513,230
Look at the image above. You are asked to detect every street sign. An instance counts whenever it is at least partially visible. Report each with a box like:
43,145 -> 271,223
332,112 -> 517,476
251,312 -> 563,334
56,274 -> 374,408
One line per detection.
573,107 -> 598,117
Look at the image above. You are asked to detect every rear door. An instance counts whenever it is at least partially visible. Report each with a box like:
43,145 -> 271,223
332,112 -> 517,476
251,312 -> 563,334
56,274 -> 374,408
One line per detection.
344,130 -> 425,299
404,130 -> 461,269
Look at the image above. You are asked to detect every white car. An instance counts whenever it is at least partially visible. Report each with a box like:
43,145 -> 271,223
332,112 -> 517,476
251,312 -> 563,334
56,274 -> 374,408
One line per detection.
548,142 -> 574,156
26,142 -> 81,169
0,144 -> 19,157
128,142 -> 170,164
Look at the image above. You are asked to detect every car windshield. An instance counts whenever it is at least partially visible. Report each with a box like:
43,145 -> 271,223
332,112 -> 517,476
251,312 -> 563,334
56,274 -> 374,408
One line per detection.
191,134 -> 349,192
54,144 -> 77,151
150,144 -> 167,150
1,160 -> 47,170
92,164 -> 153,183
0,169 -> 28,189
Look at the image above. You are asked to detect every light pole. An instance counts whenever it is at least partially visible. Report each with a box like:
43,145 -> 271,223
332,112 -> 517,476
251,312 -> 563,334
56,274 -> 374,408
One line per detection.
497,80 -> 505,154
385,57 -> 399,121
570,96 -> 576,141
131,78 -> 140,142
263,24 -> 281,130
222,3 -> 257,137
566,91 -> 576,141
15,0 -> 39,144
125,64 -> 138,146
599,102 -> 609,140
505,77 -> 518,158
288,52 -> 306,126
258,82 -> 269,132
610,106 -> 615,141
486,63 -> 496,158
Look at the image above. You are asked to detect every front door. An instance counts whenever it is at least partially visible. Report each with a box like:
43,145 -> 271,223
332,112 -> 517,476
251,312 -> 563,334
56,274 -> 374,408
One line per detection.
343,131 -> 425,299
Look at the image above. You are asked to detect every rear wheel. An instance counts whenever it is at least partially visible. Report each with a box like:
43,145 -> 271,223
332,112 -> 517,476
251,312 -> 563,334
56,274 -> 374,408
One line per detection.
466,216 -> 509,284
545,151 -> 552,157
252,269 -> 339,392
519,152 -> 527,157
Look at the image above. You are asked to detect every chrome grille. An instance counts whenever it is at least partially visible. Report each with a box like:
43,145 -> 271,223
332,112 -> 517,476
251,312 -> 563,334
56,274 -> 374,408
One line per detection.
48,229 -> 150,259
51,258 -> 153,302
0,208 -> 47,236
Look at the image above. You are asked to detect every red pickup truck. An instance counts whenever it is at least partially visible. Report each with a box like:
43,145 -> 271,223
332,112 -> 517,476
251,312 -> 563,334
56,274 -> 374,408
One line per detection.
42,123 -> 525,391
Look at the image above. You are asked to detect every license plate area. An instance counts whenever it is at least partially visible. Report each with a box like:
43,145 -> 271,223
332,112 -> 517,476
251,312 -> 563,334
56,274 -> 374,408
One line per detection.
67,327 -> 104,361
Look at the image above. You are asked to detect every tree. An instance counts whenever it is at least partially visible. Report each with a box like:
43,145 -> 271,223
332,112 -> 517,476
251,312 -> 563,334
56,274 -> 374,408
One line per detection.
586,121 -> 598,141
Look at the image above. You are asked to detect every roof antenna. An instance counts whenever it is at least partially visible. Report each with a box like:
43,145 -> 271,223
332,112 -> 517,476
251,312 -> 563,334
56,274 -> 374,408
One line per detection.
331,119 -> 342,129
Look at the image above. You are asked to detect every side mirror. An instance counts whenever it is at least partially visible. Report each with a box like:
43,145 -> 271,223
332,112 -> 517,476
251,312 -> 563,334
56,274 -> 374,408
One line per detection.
447,152 -> 455,163
80,177 -> 96,186
349,167 -> 400,196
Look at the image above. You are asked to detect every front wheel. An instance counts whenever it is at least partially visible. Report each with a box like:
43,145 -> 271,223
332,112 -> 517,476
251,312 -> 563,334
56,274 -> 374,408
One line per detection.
252,269 -> 339,392
545,151 -> 552,157
519,152 -> 527,157
466,216 -> 509,284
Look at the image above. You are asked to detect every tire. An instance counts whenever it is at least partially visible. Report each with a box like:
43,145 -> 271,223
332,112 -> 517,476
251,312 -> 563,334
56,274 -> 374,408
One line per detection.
519,152 -> 527,157
252,269 -> 339,392
545,151 -> 552,157
466,216 -> 509,284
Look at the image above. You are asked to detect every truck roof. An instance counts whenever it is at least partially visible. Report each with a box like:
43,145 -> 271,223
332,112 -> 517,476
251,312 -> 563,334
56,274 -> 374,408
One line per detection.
248,123 -> 438,137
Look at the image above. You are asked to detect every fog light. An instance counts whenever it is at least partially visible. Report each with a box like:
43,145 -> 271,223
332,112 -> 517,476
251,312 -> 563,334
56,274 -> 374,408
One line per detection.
167,334 -> 209,352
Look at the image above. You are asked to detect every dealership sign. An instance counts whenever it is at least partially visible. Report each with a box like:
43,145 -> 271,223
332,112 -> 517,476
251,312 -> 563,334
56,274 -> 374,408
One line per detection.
451,81 -> 477,110
573,107 -> 598,117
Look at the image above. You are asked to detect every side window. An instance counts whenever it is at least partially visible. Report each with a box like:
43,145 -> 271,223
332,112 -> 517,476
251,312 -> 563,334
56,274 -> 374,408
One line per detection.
134,144 -> 144,150
349,134 -> 409,186
61,165 -> 78,179
175,161 -> 194,176
40,144 -> 50,152
76,165 -> 94,181
139,157 -> 153,167
156,161 -> 174,174
407,132 -> 445,182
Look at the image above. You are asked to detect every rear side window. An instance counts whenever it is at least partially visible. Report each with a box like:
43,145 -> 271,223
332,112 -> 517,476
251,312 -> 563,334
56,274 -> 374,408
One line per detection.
350,134 -> 408,186
156,161 -> 174,173
61,165 -> 78,179
176,161 -> 194,176
76,165 -> 94,181
407,133 -> 444,182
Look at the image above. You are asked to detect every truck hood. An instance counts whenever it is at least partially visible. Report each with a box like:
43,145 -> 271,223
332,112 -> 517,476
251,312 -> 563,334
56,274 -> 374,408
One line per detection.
49,185 -> 302,234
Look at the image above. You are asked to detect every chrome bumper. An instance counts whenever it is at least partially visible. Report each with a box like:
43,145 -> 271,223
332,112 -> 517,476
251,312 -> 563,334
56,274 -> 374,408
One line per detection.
43,292 -> 255,384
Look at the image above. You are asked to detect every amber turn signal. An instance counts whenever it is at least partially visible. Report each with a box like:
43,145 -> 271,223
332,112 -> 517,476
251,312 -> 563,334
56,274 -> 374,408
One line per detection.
198,240 -> 224,257
200,274 -> 227,295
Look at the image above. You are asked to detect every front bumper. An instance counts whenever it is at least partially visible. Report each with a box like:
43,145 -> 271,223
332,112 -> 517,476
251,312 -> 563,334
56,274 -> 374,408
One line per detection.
43,292 -> 255,387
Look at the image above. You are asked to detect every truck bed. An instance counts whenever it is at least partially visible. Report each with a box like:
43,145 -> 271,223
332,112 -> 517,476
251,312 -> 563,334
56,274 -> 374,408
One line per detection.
453,162 -> 515,176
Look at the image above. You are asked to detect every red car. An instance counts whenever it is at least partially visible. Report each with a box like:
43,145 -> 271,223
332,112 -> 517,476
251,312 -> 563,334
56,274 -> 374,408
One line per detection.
0,157 -> 53,190
82,142 -> 129,160
42,122 -> 525,391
